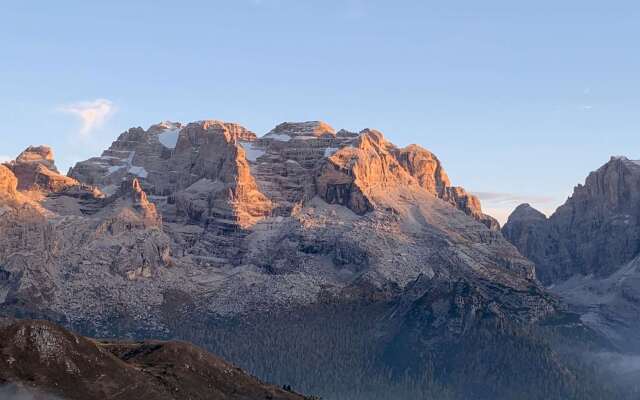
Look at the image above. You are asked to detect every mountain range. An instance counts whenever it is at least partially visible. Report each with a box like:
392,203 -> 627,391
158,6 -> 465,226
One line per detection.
0,119 -> 636,399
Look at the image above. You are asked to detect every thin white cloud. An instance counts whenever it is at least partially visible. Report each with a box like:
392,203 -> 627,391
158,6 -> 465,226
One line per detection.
473,192 -> 556,205
0,155 -> 11,163
473,191 -> 560,225
58,99 -> 115,136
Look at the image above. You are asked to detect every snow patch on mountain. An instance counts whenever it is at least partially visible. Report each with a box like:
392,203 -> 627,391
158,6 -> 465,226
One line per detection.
324,147 -> 339,157
128,166 -> 148,178
239,141 -> 265,162
158,128 -> 180,149
264,133 -> 291,142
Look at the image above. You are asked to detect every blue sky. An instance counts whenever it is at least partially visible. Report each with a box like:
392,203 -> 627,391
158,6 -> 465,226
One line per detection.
1,1 -> 639,223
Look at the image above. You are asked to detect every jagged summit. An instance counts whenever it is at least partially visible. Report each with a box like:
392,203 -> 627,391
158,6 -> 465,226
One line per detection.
266,120 -> 336,139
66,119 -> 496,229
503,156 -> 640,351
506,203 -> 547,223
0,164 -> 18,199
4,145 -> 77,192
610,155 -> 640,166
15,145 -> 58,171
504,155 -> 640,283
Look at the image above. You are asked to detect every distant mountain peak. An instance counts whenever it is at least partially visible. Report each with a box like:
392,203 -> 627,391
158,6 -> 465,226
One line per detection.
268,121 -> 336,139
508,203 -> 547,222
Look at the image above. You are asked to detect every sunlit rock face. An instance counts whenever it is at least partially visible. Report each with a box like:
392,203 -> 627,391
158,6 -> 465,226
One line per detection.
316,128 -> 499,229
0,319 -> 305,400
4,145 -> 78,192
0,165 -> 18,199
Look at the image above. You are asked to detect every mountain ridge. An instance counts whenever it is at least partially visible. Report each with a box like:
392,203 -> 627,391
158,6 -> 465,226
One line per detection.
0,118 -> 611,399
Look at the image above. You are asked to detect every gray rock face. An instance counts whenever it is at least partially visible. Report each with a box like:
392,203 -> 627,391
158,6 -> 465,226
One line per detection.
502,156 -> 640,351
549,254 -> 640,352
503,157 -> 640,284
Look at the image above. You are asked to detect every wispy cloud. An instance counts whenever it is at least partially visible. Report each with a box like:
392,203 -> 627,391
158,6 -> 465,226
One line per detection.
58,99 -> 115,136
473,192 -> 556,205
0,155 -> 11,163
473,191 -> 560,225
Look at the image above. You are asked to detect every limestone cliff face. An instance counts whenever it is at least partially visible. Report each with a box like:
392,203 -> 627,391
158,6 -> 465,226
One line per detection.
502,156 -> 640,351
393,144 -> 451,195
171,121 -> 271,227
0,165 -> 18,200
0,148 -> 171,309
316,129 -> 499,229
503,156 -> 640,284
6,146 -> 77,192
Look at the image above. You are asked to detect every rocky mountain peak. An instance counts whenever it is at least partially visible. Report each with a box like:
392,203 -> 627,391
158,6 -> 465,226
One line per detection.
317,128 -> 498,228
110,177 -> 160,226
148,120 -> 182,133
573,154 -> 640,209
503,155 -> 640,283
180,120 -> 257,145
506,203 -> 547,223
393,144 -> 452,196
6,145 -> 78,192
266,121 -> 336,140
15,145 -> 58,172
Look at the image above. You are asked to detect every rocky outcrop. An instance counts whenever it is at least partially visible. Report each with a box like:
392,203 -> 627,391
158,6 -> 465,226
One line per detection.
443,186 -> 500,230
316,129 -> 499,228
15,145 -> 57,170
393,144 -> 451,195
0,165 -> 18,200
316,129 -> 407,214
5,146 -> 78,193
102,177 -> 161,228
